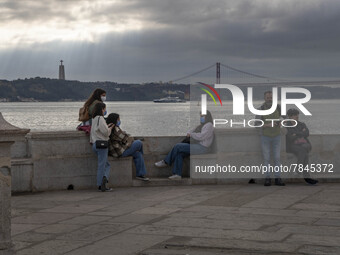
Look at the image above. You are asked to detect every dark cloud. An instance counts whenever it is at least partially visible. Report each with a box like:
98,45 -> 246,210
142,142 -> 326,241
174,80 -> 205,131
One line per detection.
0,0 -> 75,22
1,0 -> 340,82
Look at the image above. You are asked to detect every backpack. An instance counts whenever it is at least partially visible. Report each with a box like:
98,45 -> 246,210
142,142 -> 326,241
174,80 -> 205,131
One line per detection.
78,106 -> 90,122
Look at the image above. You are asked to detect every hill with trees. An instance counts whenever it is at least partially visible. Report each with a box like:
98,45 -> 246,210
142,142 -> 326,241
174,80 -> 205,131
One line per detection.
0,77 -> 339,102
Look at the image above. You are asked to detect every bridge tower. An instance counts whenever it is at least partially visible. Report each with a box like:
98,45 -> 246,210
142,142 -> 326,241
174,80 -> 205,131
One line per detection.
216,62 -> 220,84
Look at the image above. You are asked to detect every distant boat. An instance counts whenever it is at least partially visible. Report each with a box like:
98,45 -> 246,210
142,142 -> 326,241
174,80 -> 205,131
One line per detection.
153,96 -> 186,103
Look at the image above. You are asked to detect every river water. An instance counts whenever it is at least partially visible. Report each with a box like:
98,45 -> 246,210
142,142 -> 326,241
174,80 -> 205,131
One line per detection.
0,100 -> 339,135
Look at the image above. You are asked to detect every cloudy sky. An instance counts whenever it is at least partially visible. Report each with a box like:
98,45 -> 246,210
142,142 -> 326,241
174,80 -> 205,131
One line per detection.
1,0 -> 340,83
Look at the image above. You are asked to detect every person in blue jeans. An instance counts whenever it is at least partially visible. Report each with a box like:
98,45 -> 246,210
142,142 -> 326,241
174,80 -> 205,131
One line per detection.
155,111 -> 214,179
254,91 -> 285,186
261,135 -> 282,184
106,113 -> 149,181
90,102 -> 114,192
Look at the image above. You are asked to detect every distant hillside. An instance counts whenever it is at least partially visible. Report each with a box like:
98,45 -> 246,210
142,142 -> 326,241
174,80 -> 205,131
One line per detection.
0,78 -> 189,102
0,77 -> 339,102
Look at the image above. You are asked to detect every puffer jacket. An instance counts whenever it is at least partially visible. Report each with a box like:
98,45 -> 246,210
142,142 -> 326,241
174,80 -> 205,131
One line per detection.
285,120 -> 311,153
108,126 -> 134,157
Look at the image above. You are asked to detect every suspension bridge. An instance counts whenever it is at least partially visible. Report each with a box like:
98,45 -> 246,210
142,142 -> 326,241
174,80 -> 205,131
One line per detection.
167,62 -> 340,87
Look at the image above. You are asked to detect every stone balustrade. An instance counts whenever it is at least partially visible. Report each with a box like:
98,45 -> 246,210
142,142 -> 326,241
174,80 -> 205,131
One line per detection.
0,113 -> 338,193
0,112 -> 29,253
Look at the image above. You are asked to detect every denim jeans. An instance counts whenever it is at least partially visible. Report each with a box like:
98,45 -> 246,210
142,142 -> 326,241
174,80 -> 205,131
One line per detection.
122,140 -> 147,177
290,143 -> 311,178
164,143 -> 209,176
92,143 -> 111,186
261,135 -> 281,178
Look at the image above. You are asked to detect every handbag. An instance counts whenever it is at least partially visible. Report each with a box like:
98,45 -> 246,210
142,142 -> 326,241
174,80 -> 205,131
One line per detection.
181,136 -> 198,144
181,136 -> 190,144
78,106 -> 90,122
96,140 -> 108,149
95,117 -> 108,149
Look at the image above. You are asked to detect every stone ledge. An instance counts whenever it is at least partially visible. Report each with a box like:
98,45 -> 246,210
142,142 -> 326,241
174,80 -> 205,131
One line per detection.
4,128 -> 340,192
26,131 -> 87,140
214,128 -> 259,135
0,113 -> 30,137
132,178 -> 192,187
190,154 -> 217,159
11,158 -> 33,166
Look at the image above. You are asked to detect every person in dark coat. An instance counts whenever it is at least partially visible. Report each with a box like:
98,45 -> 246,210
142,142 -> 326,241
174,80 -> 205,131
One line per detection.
106,113 -> 149,181
286,108 -> 318,185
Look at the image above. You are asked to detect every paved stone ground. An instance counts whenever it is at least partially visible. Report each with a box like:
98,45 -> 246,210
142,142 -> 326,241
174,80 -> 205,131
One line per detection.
10,183 -> 340,255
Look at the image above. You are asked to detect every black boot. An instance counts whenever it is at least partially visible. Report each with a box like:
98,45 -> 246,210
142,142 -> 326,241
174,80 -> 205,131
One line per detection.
264,178 -> 271,186
304,178 -> 318,185
101,176 -> 108,192
248,179 -> 256,184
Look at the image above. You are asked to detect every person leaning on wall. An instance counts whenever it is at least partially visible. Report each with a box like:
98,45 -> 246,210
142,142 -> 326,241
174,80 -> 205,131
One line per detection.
90,102 -> 114,192
249,91 -> 285,186
78,88 -> 107,134
87,88 -> 107,122
80,88 -> 107,125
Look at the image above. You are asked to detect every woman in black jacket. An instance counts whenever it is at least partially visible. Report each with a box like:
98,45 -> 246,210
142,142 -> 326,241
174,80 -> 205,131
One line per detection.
286,108 -> 318,185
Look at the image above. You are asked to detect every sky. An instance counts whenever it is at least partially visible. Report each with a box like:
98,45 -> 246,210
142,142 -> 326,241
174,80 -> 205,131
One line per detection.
1,0 -> 340,83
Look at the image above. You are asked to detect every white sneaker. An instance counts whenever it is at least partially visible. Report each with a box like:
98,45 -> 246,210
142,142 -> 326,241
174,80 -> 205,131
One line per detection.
155,160 -> 167,168
168,175 -> 182,180
136,176 -> 150,181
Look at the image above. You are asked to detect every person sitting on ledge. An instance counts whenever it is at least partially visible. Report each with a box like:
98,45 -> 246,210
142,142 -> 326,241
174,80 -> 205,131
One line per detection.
106,113 -> 150,181
90,102 -> 114,192
286,108 -> 318,185
155,110 -> 214,179
78,88 -> 107,133
87,88 -> 107,124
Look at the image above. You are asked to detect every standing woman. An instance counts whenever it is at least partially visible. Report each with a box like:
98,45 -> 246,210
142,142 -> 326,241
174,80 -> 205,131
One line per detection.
155,111 -> 214,179
90,102 -> 114,191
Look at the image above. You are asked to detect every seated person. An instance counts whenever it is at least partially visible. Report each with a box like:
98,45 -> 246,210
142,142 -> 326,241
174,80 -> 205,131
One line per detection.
106,113 -> 149,181
155,111 -> 214,179
286,108 -> 318,185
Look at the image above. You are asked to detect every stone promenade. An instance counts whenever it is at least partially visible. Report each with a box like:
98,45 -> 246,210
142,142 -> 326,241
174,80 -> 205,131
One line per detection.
10,183 -> 340,255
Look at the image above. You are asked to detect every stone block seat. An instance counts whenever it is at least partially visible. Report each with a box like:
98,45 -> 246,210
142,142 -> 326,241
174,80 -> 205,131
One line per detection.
136,136 -> 218,186
3,119 -> 339,193
131,153 -> 218,187
10,130 -> 135,192
107,156 -> 133,187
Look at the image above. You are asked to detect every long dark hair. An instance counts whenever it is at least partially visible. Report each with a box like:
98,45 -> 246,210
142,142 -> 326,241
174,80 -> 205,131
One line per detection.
92,102 -> 106,118
84,88 -> 106,108
106,113 -> 119,125
194,110 -> 213,132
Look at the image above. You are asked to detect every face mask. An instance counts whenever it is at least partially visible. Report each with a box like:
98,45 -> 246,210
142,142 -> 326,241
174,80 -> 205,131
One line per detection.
104,110 -> 107,116
116,120 -> 121,126
200,116 -> 205,124
101,96 -> 106,102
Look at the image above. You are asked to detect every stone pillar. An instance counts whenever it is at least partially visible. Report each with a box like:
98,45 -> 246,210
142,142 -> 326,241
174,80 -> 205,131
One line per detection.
0,113 -> 29,253
0,140 -> 13,251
